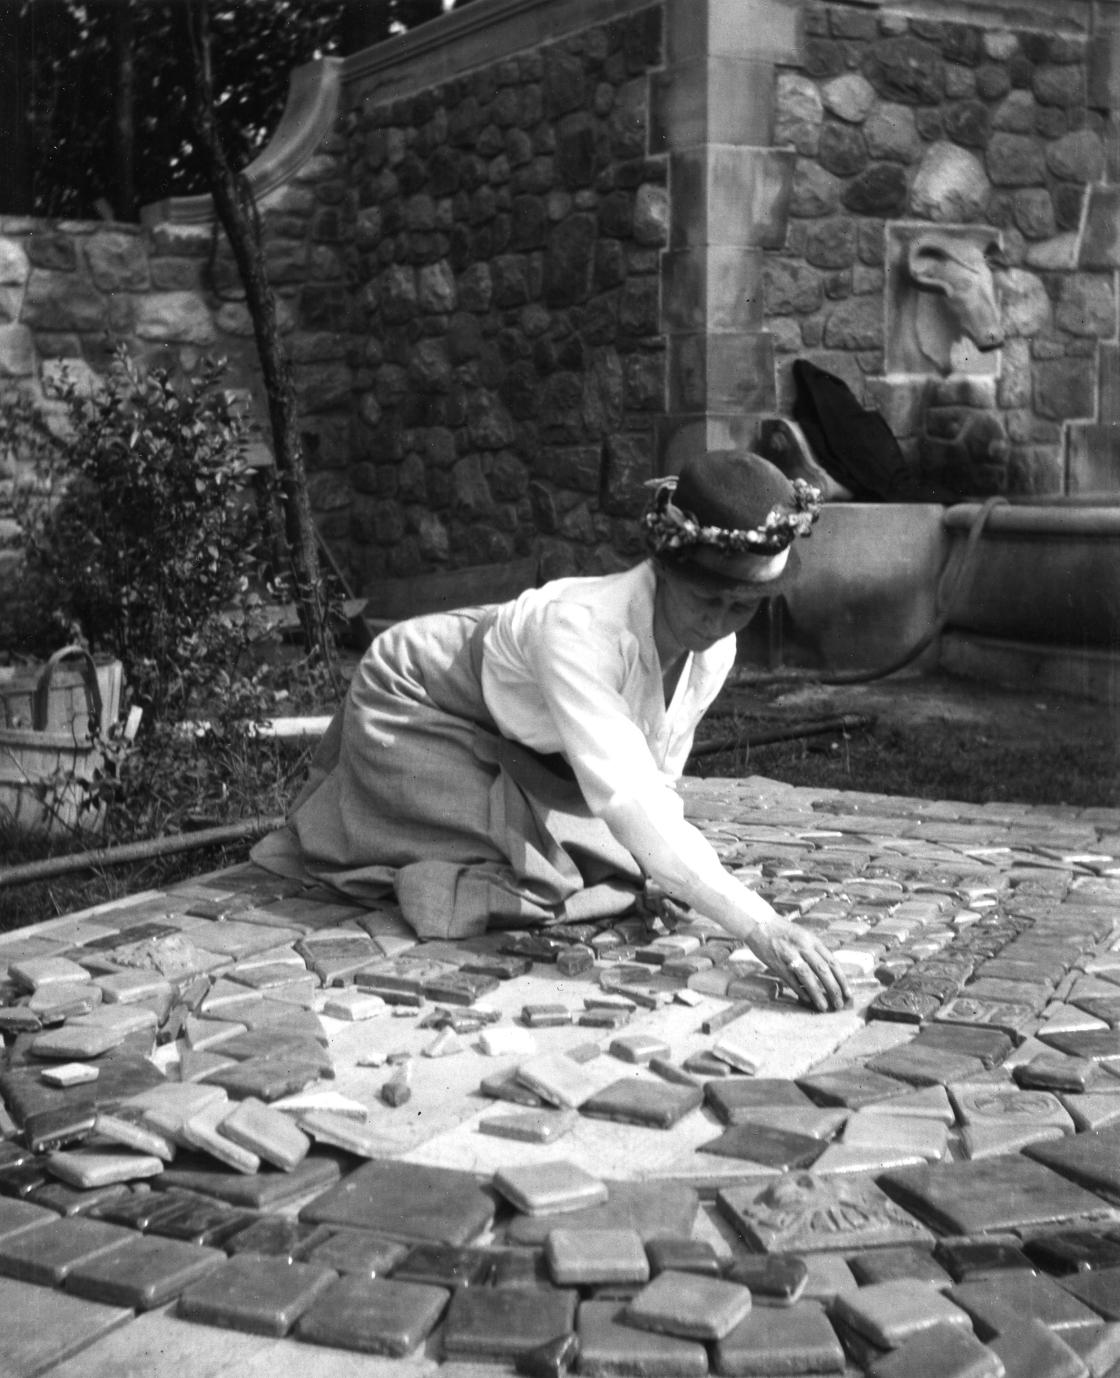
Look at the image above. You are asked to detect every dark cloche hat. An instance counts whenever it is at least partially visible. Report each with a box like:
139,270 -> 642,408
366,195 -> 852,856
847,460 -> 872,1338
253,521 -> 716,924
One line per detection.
643,449 -> 822,587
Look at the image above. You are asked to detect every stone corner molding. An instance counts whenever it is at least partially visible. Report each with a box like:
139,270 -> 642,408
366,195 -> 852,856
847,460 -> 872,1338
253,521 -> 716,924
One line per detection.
141,57 -> 344,229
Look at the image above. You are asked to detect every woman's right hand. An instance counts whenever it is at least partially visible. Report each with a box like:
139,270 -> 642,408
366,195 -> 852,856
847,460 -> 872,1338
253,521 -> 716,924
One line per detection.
743,916 -> 852,1013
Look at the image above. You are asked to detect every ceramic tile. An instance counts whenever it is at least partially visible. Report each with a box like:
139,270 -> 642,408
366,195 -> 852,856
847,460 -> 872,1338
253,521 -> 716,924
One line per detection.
181,1100 -> 260,1174
912,1022 -> 1014,1067
810,1142 -> 927,1176
301,1227 -> 410,1277
624,1268 -> 752,1340
64,1231 -> 226,1309
988,1318 -> 1093,1378
46,1147 -> 165,1188
157,1152 -> 341,1210
0,1195 -> 57,1241
1022,1228 -> 1120,1274
646,1235 -> 722,1278
93,1111 -> 176,1161
494,1160 -> 609,1216
177,1253 -> 338,1335
882,1155 -> 1119,1236
545,1227 -> 650,1286
864,1322 -> 1004,1378
295,1273 -> 451,1355
0,1214 -> 134,1284
579,1078 -> 703,1130
718,1172 -> 932,1253
515,1053 -> 601,1109
841,1111 -> 949,1161
479,1108 -> 579,1144
145,1192 -> 260,1248
219,1096 -> 310,1171
577,1299 -> 708,1376
392,1241 -> 493,1288
1014,1052 -> 1100,1094
866,1042 -> 989,1088
22,1102 -> 99,1153
299,1159 -> 496,1246
703,1078 -> 814,1124
296,1108 -> 396,1157
949,1271 -> 1105,1338
0,1275 -> 133,1377
1058,1264 -> 1120,1320
1063,1322 -> 1120,1377
1025,1124 -> 1120,1204
505,1179 -> 699,1247
1038,1029 -> 1120,1063
723,1253 -> 809,1305
202,1057 -> 326,1103
795,1067 -> 912,1109
712,1300 -> 846,1376
848,1245 -> 950,1290
698,1122 -> 825,1171
223,1215 -> 333,1262
934,1238 -> 1036,1282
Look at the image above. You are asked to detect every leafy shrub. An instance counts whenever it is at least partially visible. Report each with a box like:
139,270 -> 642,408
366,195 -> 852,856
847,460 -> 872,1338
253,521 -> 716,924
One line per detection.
25,346 -> 278,721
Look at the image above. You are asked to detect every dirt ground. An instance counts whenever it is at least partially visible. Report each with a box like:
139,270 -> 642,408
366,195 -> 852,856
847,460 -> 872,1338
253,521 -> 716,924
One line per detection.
697,666 -> 1120,809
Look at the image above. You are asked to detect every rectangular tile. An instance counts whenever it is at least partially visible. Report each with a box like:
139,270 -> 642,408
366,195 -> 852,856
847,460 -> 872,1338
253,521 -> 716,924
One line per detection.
0,1274 -> 133,1378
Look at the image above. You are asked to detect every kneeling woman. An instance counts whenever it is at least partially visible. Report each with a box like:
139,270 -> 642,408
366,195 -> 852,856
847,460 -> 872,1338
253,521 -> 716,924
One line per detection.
253,450 -> 849,1012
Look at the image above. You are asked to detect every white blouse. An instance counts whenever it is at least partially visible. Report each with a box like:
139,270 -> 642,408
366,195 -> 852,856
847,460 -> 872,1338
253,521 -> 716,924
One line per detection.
480,559 -> 751,923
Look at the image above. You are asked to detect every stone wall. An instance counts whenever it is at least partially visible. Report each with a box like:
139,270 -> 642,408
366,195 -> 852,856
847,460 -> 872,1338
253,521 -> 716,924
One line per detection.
766,0 -> 1119,498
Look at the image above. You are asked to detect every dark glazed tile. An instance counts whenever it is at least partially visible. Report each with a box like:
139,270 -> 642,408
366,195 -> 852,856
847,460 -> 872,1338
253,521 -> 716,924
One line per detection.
1024,1124 -> 1120,1204
794,1068 -> 911,1109
0,1215 -> 133,1284
296,1273 -> 450,1355
298,1158 -> 496,1245
1022,1228 -> 1120,1275
703,1079 -> 813,1126
441,1283 -> 578,1359
222,1215 -> 332,1262
933,1238 -> 1036,1282
848,1245 -> 949,1289
1058,1263 -> 1120,1320
881,1156 -> 1118,1236
63,1231 -> 225,1309
698,1123 -> 825,1171
579,1078 -> 702,1129
302,1227 -> 409,1278
646,1235 -> 722,1278
723,1254 -> 809,1305
177,1253 -> 337,1335
392,1241 -> 493,1289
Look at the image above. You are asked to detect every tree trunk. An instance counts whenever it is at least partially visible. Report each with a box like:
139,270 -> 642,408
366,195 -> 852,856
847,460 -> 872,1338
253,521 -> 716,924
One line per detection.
0,4 -> 32,213
178,0 -> 338,688
111,0 -> 137,221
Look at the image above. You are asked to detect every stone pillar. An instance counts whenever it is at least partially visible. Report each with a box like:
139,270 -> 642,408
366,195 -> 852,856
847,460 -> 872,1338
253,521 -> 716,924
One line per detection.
653,0 -> 801,468
1068,0 -> 1120,490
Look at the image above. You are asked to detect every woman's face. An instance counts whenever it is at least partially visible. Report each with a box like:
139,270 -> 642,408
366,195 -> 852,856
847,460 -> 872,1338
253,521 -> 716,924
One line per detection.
656,566 -> 770,654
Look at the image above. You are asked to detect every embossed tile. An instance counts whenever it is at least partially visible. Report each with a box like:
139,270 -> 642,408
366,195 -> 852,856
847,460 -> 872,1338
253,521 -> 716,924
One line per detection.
718,1172 -> 932,1254
177,1253 -> 338,1335
295,1273 -> 450,1355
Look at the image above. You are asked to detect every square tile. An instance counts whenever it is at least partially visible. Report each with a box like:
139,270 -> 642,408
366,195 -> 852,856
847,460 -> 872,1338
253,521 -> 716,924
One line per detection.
301,1227 -> 409,1278
699,1123 -> 825,1171
723,1254 -> 810,1305
577,1299 -> 708,1376
580,1078 -> 703,1130
223,1215 -> 333,1262
712,1300 -> 847,1375
441,1282 -> 578,1359
64,1231 -> 226,1309
505,1179 -> 699,1247
299,1159 -> 496,1246
703,1079 -> 814,1125
1058,1263 -> 1120,1320
882,1155 -> 1117,1236
177,1254 -> 338,1335
864,1322 -> 1004,1378
988,1318 -> 1096,1378
625,1269 -> 752,1340
494,1160 -> 608,1216
718,1172 -> 933,1254
949,1271 -> 1105,1338
156,1152 -> 341,1210
479,1108 -> 579,1144
1025,1124 -> 1120,1205
46,1148 -> 164,1189
833,1278 -> 972,1348
0,1215 -> 134,1284
545,1228 -> 650,1286
218,1097 -> 310,1171
295,1274 -> 450,1356
0,1275 -> 133,1377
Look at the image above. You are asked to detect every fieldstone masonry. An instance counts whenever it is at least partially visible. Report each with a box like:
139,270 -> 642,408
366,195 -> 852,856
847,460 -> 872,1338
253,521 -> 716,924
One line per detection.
2,0 -> 1120,601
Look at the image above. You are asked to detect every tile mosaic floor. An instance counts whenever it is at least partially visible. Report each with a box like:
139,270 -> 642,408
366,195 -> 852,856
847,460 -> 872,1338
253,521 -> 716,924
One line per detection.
3,771 -> 1120,1376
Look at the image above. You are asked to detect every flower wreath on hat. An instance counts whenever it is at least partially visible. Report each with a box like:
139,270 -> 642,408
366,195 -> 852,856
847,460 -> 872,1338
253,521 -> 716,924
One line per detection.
641,475 -> 823,558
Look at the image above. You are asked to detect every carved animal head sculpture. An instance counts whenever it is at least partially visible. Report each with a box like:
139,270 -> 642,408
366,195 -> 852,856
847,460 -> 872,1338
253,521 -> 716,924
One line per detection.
889,231 -> 1008,376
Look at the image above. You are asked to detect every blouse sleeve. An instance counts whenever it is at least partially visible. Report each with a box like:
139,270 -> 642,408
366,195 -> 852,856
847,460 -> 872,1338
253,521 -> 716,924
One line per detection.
521,601 -> 750,920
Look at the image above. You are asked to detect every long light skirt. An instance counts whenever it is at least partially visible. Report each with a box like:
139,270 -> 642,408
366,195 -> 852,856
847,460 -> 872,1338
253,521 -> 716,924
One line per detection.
251,607 -> 643,939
